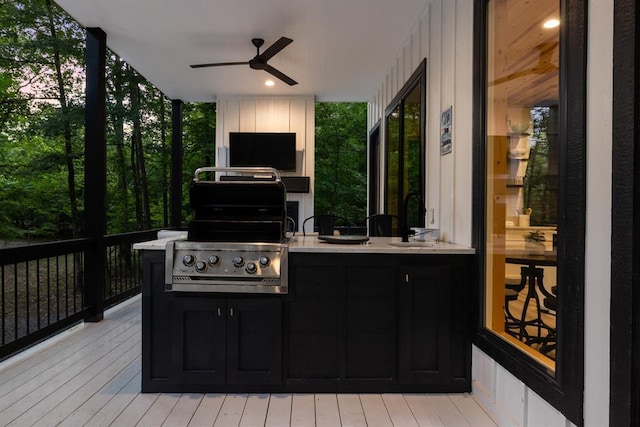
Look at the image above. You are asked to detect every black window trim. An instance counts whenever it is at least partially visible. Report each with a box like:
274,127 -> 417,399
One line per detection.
610,0 -> 640,425
471,0 -> 586,425
383,58 -> 427,218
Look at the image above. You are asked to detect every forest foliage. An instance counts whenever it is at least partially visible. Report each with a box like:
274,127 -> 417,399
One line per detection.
0,1 -> 367,245
314,102 -> 367,225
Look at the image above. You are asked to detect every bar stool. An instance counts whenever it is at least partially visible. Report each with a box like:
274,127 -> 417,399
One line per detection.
362,214 -> 395,237
504,269 -> 527,339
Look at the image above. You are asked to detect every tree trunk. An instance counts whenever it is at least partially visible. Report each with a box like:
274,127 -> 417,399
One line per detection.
127,67 -> 144,228
135,84 -> 151,229
128,68 -> 151,229
111,55 -> 130,232
45,0 -> 79,237
159,91 -> 169,227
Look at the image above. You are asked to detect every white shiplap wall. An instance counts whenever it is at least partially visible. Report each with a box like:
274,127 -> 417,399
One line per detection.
368,0 -> 473,247
367,0 -> 591,425
216,96 -> 315,230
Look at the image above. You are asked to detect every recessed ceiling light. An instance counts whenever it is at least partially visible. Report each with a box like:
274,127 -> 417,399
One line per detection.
543,18 -> 560,29
265,80 -> 275,87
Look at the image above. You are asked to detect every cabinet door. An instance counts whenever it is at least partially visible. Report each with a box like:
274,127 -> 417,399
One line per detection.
286,257 -> 341,379
345,263 -> 396,380
142,251 -> 173,386
398,264 -> 451,384
226,298 -> 282,384
171,297 -> 227,384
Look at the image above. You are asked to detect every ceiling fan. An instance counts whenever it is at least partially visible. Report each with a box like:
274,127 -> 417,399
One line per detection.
190,37 -> 298,86
489,42 -> 558,86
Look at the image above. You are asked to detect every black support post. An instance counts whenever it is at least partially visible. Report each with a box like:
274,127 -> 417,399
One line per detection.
84,27 -> 107,322
171,100 -> 184,229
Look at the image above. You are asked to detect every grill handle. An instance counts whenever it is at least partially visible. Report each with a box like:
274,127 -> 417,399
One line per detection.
193,167 -> 282,183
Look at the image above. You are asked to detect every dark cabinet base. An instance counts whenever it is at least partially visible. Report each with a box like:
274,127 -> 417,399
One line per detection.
141,250 -> 472,393
142,251 -> 282,393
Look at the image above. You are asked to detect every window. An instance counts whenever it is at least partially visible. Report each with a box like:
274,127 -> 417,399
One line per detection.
484,0 -> 560,367
473,0 -> 585,423
384,60 -> 426,233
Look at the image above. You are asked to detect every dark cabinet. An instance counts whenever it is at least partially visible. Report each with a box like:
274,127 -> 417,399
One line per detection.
285,252 -> 471,392
171,297 -> 226,384
171,296 -> 282,386
142,248 -> 472,393
286,259 -> 341,380
344,263 -> 396,380
398,258 -> 471,390
398,264 -> 450,384
285,253 -> 396,389
141,251 -> 282,392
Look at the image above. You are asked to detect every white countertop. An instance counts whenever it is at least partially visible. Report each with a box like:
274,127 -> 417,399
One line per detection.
134,234 -> 474,254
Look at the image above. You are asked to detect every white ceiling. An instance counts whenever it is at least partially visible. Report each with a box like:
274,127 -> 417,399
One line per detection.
55,0 -> 428,102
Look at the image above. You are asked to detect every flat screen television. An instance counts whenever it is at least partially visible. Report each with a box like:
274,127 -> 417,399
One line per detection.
229,132 -> 297,172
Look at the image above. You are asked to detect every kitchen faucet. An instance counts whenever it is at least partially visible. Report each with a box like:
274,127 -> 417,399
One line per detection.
400,191 -> 426,242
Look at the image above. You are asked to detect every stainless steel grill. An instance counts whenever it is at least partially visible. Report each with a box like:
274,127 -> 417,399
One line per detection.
165,167 -> 289,294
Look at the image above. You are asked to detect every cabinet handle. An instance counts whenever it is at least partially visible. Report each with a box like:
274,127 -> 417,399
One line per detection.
217,307 -> 221,317
229,307 -> 234,317
405,273 -> 409,283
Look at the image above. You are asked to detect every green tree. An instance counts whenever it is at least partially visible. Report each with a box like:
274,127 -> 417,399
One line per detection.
314,102 -> 367,225
0,1 -> 219,241
0,0 -> 85,242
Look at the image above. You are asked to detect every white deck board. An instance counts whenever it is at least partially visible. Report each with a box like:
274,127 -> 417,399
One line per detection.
289,393 -> 314,427
337,393 -> 367,427
360,394 -> 394,427
189,393 -> 226,427
239,394 -> 270,426
0,297 -> 497,427
428,395 -> 472,427
164,394 -> 204,426
314,394 -> 341,427
72,366 -> 142,427
214,394 -> 248,426
382,393 -> 419,427
449,394 -> 498,427
404,394 -> 446,427
265,393 -> 293,427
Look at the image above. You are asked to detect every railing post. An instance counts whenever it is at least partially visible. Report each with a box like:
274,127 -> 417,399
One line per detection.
171,99 -> 184,229
84,27 -> 107,322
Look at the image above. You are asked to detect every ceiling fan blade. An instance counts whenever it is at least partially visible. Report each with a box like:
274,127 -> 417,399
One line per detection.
263,64 -> 298,86
259,37 -> 293,62
190,61 -> 249,69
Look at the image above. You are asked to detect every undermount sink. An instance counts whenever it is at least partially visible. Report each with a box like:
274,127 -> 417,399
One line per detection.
388,241 -> 435,248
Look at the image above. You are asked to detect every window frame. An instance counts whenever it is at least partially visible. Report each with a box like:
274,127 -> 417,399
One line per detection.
471,0 -> 586,424
383,59 -> 427,226
610,0 -> 640,424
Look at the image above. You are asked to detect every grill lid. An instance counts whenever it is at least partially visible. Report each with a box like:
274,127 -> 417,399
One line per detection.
187,167 -> 287,242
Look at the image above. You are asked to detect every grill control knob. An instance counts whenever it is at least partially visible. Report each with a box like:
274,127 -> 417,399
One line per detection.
182,255 -> 195,266
208,255 -> 220,266
233,256 -> 244,268
195,261 -> 207,272
259,256 -> 270,267
246,262 -> 257,274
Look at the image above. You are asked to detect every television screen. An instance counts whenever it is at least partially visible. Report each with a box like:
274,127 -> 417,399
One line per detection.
229,132 -> 297,172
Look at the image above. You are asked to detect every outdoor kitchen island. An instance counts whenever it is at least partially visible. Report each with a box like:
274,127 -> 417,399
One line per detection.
136,235 -> 475,394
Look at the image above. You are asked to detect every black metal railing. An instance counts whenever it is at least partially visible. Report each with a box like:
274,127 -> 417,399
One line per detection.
0,229 -> 161,360
104,230 -> 158,308
0,239 -> 90,359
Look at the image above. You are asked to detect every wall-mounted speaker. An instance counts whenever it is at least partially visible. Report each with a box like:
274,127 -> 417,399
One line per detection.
281,176 -> 310,193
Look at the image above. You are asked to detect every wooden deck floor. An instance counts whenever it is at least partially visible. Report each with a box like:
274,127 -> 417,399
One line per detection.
0,296 -> 496,427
